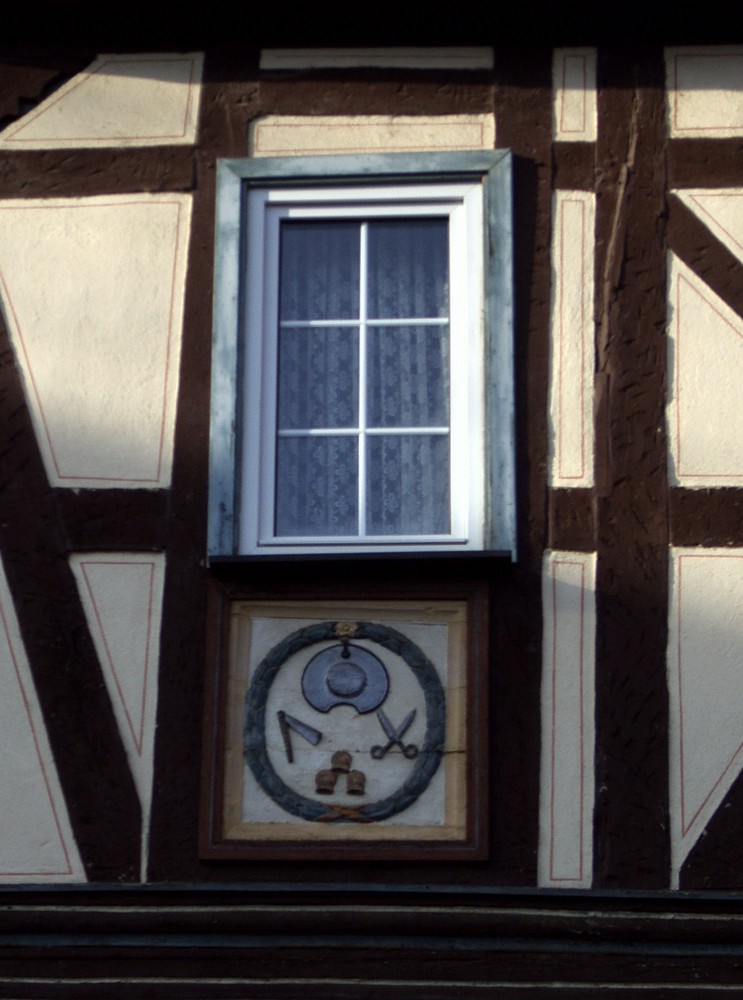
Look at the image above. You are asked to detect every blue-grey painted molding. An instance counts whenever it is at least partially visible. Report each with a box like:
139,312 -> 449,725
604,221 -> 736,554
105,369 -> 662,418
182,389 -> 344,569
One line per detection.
208,150 -> 516,560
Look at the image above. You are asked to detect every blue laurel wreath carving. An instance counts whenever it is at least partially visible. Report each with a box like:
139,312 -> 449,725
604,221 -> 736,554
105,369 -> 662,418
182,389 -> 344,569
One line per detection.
244,621 -> 446,823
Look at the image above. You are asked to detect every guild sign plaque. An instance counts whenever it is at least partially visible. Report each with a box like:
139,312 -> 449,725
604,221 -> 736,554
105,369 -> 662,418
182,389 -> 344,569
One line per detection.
204,597 -> 486,858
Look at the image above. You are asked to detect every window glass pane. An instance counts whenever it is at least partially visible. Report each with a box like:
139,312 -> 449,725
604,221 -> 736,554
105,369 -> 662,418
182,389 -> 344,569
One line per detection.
278,327 -> 359,430
367,435 -> 450,535
367,325 -> 450,428
367,219 -> 448,319
280,222 -> 360,321
276,436 -> 358,536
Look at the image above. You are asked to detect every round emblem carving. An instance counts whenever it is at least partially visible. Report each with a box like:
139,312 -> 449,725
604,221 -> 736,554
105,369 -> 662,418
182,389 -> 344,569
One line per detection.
244,621 -> 446,823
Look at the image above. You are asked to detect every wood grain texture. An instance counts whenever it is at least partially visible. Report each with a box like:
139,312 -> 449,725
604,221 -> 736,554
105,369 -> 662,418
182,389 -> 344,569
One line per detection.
548,489 -> 595,550
592,48 -> 670,888
57,489 -> 169,551
671,488 -> 743,547
668,139 -> 743,189
552,141 -> 595,190
0,149 -> 195,198
681,762 -> 743,888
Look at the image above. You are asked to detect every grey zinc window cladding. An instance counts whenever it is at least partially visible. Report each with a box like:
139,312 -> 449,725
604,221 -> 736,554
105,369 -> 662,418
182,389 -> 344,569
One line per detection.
208,150 -> 515,559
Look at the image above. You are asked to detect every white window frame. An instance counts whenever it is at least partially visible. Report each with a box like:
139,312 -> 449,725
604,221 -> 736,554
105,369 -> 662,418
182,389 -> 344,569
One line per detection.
208,152 -> 515,559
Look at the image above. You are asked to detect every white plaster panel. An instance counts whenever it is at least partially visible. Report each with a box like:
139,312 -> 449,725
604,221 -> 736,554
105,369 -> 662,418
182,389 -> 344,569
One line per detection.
667,253 -> 743,487
250,115 -> 496,156
548,191 -> 595,487
668,548 -> 743,886
666,48 -> 743,137
675,190 -> 743,265
0,558 -> 85,882
539,551 -> 596,889
70,553 -> 165,879
259,48 -> 494,70
0,53 -> 203,148
552,49 -> 597,142
0,195 -> 191,488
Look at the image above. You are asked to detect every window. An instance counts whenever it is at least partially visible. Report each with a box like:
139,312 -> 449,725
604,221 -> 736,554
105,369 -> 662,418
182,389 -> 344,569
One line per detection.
208,152 -> 514,558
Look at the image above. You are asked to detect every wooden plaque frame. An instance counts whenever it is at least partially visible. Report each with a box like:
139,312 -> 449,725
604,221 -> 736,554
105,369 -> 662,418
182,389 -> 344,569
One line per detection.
200,576 -> 489,861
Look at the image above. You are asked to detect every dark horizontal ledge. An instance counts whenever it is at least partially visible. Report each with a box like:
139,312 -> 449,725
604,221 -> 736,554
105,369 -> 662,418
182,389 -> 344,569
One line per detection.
1,885 -> 743,946
0,147 -> 195,198
208,550 -> 514,588
209,550 -> 512,565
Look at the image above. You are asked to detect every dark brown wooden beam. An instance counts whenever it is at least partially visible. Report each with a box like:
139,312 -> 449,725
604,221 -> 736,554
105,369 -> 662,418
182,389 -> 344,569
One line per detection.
668,139 -> 743,189
0,148 -> 195,199
548,488 -> 595,551
56,489 -> 169,552
671,488 -> 743,547
552,142 -> 595,190
592,47 -> 670,889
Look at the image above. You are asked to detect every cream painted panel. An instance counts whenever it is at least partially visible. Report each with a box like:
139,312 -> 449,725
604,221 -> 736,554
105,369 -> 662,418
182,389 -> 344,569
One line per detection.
0,53 -> 203,148
259,48 -> 494,70
539,551 -> 596,889
669,548 -> 743,887
667,254 -> 743,487
0,195 -> 191,488
552,49 -> 597,142
70,553 -> 164,881
250,115 -> 495,156
666,48 -> 743,137
675,190 -> 743,265
548,191 -> 595,486
0,558 -> 85,882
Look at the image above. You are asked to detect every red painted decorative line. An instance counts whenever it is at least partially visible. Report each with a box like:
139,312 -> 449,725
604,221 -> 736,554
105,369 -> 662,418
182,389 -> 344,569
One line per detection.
4,56 -> 199,143
0,199 -> 184,486
81,559 -> 157,756
677,553 -> 743,839
559,54 -> 588,135
556,198 -> 587,481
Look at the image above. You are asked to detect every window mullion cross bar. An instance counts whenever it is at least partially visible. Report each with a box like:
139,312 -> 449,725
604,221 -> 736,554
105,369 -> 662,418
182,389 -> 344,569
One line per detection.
358,222 -> 368,538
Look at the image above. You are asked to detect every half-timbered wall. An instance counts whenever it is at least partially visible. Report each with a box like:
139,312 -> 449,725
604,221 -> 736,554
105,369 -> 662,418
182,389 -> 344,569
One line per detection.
0,42 -> 742,994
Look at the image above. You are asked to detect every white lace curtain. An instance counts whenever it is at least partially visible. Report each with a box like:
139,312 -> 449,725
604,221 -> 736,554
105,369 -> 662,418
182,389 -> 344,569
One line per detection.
275,218 -> 451,539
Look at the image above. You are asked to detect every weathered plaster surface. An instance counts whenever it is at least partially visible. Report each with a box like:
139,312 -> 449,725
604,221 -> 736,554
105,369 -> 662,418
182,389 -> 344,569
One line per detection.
259,49 -> 494,70
667,252 -> 743,486
675,189 -> 743,265
0,559 -> 85,882
539,551 -> 596,889
666,48 -> 743,137
250,115 -> 496,156
70,553 -> 164,866
668,548 -> 743,886
0,53 -> 203,149
552,49 -> 597,142
548,191 -> 595,486
0,194 -> 191,488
